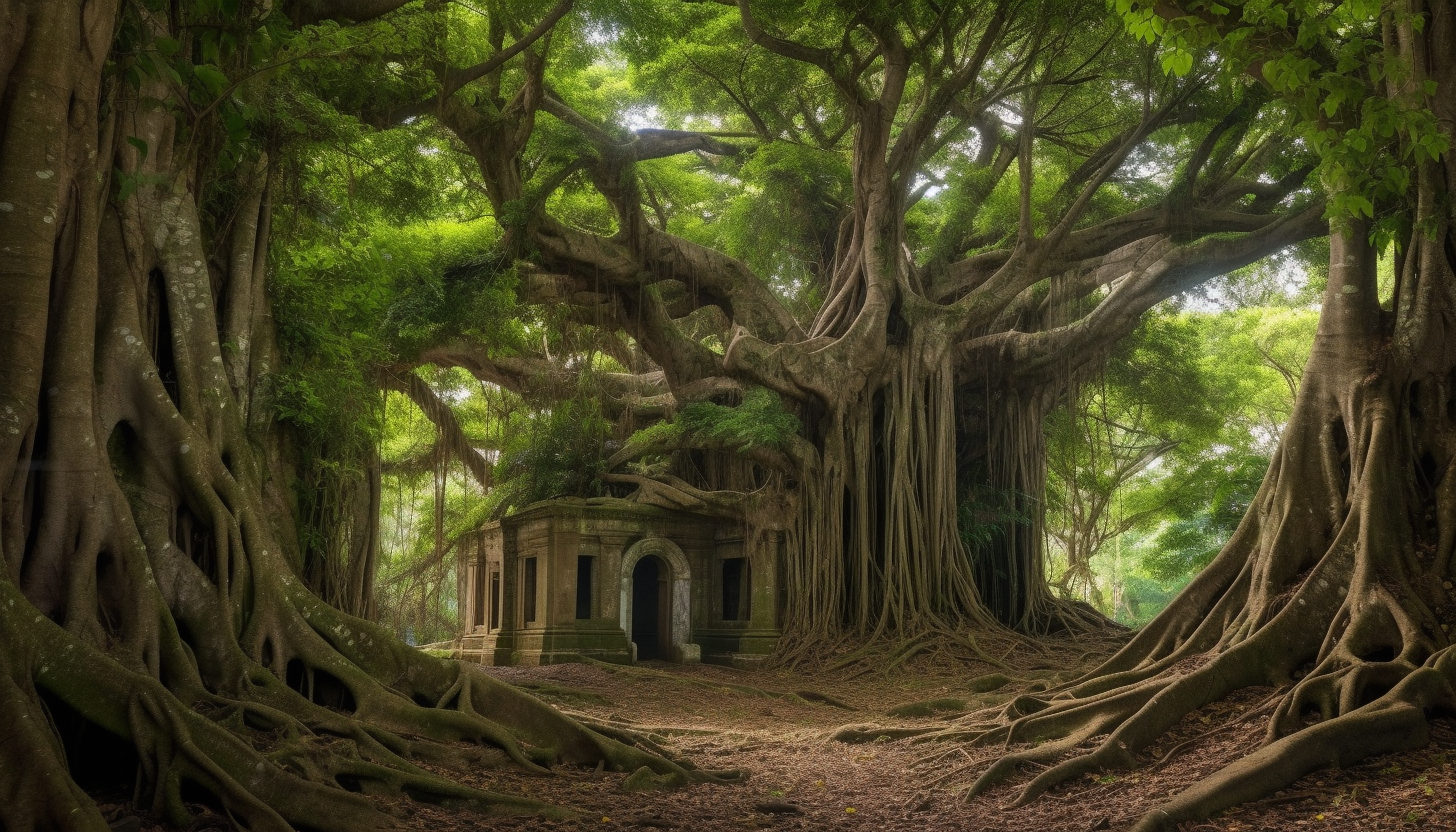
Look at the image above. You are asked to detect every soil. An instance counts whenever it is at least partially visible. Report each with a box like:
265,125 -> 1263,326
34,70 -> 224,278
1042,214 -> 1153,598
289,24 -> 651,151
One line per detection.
94,636 -> 1456,832
418,636 -> 1455,832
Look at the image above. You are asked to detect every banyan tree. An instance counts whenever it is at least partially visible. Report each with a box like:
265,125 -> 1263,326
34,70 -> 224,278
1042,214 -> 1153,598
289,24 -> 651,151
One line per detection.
911,1 -> 1456,829
406,0 -> 1324,644
8,0 -> 1447,828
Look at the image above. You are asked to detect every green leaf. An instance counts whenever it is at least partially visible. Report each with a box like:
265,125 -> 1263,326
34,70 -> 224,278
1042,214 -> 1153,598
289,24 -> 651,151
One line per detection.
193,64 -> 229,96
125,135 -> 149,162
116,172 -> 138,202
1165,50 -> 1194,76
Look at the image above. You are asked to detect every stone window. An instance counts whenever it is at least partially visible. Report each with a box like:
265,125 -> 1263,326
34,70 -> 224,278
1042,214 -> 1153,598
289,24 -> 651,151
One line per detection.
575,555 -> 594,619
472,559 -> 486,628
488,571 -> 500,630
522,557 -> 538,623
721,557 -> 750,621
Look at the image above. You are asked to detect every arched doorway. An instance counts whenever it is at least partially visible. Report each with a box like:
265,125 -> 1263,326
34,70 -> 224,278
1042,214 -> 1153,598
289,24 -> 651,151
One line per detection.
630,556 -> 669,660
619,538 -> 695,662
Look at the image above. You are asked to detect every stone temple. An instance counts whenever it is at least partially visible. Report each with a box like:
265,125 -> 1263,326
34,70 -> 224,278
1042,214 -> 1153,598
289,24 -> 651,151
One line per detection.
454,498 -> 781,667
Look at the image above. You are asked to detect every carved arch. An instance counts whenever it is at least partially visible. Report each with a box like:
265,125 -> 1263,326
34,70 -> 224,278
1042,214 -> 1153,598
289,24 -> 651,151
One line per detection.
619,537 -> 696,662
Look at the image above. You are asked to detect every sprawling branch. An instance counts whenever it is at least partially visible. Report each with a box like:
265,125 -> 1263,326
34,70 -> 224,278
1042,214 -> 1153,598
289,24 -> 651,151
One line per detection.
442,0 -> 574,98
387,0 -> 574,123
888,4 -> 1009,180
734,0 -> 864,105
955,203 -> 1327,380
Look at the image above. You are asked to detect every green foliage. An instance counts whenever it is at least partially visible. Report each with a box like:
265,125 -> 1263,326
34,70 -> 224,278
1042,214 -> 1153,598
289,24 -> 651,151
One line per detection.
272,220 -> 517,441
382,234 -> 522,355
1046,299 -> 1317,622
1117,0 -> 1448,245
719,143 -> 850,271
491,400 -> 613,515
1141,450 -> 1266,582
374,373 -> 515,644
1109,567 -> 1188,628
676,388 -> 801,451
623,388 -> 802,467
111,0 -> 275,177
236,0 -> 1349,647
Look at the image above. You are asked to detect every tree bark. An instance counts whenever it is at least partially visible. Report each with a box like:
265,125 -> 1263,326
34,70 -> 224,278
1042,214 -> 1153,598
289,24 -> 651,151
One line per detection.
0,3 -> 696,829
953,4 -> 1456,822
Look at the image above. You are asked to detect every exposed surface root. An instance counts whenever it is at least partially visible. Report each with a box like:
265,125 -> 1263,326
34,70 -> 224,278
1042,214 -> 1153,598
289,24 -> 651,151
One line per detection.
0,566 -> 715,831
911,219 -> 1456,829
370,650 -> 1456,831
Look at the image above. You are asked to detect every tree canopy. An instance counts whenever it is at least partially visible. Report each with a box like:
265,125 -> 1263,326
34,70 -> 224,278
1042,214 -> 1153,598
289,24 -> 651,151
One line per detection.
1,0 -> 1451,830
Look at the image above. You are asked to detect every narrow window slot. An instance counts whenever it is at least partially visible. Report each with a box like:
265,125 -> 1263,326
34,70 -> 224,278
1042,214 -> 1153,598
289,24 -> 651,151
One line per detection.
575,555 -> 594,620
523,557 -> 538,623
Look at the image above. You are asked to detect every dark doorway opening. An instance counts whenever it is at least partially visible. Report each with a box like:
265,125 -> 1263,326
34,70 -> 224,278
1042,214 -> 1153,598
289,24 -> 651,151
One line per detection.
631,555 -> 669,660
523,557 -> 538,623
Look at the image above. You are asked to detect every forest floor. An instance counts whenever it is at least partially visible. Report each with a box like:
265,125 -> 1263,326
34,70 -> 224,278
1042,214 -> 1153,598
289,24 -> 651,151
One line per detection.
96,635 -> 1456,832
393,635 -> 1456,832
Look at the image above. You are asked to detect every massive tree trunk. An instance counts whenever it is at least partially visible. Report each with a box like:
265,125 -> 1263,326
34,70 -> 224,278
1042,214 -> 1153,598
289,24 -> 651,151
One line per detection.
955,5 -> 1456,825
0,3 -> 690,829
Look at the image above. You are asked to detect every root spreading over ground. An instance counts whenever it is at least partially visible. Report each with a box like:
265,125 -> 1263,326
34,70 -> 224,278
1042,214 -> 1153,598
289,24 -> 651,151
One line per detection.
87,643 -> 1440,832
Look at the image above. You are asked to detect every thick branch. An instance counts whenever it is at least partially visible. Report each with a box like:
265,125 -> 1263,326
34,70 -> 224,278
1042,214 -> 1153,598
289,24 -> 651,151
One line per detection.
955,203 -> 1327,380
380,369 -> 492,489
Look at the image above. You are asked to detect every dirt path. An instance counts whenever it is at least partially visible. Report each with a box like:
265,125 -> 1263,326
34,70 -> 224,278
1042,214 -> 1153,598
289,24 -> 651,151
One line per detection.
397,646 -> 1456,832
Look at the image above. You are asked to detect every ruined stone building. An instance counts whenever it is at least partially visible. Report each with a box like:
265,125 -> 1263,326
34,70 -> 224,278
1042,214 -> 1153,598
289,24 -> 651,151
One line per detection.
455,498 -> 781,666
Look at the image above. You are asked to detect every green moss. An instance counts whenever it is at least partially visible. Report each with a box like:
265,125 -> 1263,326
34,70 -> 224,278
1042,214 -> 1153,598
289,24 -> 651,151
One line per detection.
966,673 -> 1013,693
887,697 -> 969,718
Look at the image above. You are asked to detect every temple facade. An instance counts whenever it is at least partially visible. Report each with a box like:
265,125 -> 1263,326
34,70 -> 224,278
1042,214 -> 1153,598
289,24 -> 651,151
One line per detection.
454,498 -> 781,667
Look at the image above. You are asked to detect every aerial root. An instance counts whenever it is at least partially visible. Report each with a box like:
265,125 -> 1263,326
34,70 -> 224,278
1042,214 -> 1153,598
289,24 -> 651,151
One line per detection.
9,577 -> 687,832
0,666 -> 107,832
997,657 -> 1251,805
940,656 -> 1238,806
557,712 -> 749,783
116,674 -> 387,832
563,714 -> 679,761
1270,658 -> 1416,738
991,677 -> 1169,747
830,668 -> 1164,754
422,671 -> 554,772
954,643 -> 1455,831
